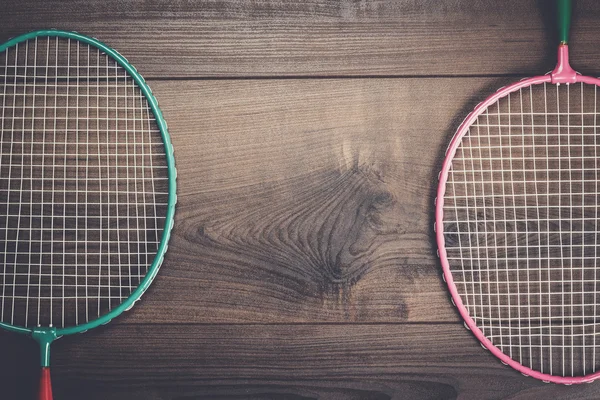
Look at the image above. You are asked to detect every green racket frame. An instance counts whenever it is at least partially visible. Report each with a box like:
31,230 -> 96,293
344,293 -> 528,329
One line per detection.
0,30 -> 177,368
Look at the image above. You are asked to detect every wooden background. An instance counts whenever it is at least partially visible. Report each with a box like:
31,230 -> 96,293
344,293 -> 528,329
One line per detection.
4,0 -> 600,399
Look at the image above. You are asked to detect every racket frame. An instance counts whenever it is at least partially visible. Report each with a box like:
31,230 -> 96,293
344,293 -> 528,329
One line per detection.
0,30 -> 176,366
436,44 -> 600,384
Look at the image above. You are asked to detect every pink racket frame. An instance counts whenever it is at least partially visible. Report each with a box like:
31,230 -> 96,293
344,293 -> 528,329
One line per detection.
436,44 -> 600,384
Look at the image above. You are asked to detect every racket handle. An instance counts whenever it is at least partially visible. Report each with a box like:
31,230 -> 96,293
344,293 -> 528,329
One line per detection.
38,367 -> 53,400
557,0 -> 572,44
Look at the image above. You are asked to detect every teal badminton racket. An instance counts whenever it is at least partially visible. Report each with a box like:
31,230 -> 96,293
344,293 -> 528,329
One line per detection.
0,30 -> 176,399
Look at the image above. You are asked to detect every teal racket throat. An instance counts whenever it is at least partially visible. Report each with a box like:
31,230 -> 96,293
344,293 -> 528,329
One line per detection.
0,30 -> 176,398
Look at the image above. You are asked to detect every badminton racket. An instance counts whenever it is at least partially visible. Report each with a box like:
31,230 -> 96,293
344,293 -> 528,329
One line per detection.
436,0 -> 600,384
0,30 -> 176,399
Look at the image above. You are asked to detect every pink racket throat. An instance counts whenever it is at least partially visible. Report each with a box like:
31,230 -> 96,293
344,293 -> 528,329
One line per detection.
436,42 -> 600,384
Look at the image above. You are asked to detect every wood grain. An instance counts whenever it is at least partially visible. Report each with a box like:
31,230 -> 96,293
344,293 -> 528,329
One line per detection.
2,0 -> 600,77
3,323 -> 600,400
89,76 -> 515,324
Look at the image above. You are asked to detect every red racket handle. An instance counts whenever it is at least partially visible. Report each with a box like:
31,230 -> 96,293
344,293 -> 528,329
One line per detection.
38,367 -> 53,400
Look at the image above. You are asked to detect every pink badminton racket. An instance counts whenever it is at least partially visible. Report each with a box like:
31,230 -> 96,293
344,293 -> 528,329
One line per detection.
436,0 -> 600,384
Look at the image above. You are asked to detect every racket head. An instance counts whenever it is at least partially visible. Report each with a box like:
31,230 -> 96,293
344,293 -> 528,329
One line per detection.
436,67 -> 600,383
0,30 -> 176,338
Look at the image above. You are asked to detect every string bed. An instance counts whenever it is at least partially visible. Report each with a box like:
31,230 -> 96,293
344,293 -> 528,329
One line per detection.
443,81 -> 600,377
0,37 -> 169,329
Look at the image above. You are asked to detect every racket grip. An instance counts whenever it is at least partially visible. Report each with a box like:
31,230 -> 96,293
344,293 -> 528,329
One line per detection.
38,367 -> 53,400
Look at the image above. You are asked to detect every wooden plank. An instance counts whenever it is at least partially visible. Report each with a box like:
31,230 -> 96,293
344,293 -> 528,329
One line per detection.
3,0 -> 600,77
2,323 -> 600,399
99,76 -> 512,324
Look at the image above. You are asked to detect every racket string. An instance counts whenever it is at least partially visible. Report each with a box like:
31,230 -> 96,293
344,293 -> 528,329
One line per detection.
0,37 -> 168,329
444,81 -> 600,376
